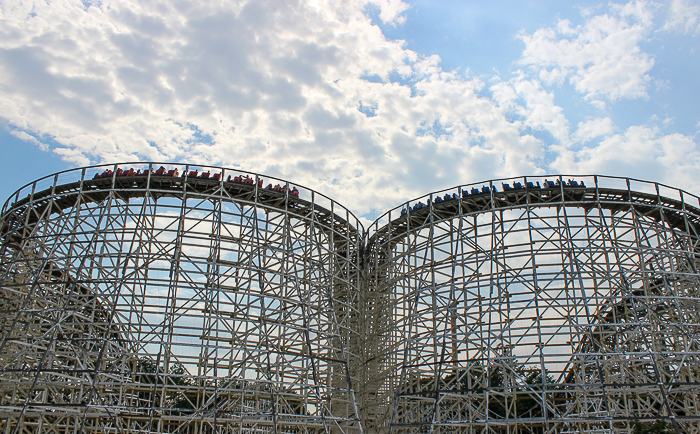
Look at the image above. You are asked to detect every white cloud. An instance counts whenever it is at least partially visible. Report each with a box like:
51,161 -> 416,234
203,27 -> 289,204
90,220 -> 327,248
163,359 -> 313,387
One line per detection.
510,77 -> 570,146
9,129 -> 46,150
0,0 -> 547,215
662,0 -> 700,35
365,0 -> 410,25
0,0 -> 698,217
552,125 -> 700,193
573,117 -> 614,143
519,1 -> 655,102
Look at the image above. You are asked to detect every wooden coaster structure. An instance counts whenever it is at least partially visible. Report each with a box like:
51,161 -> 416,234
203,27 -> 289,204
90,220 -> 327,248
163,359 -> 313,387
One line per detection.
1,165 -> 700,433
365,176 -> 700,434
0,163 -> 364,434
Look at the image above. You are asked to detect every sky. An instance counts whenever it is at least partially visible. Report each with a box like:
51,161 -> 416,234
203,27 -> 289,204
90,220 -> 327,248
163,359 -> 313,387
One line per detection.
0,0 -> 699,224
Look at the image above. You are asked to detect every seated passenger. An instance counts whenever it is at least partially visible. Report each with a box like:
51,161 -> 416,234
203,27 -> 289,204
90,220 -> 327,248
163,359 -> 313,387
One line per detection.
266,183 -> 273,190
155,166 -> 166,175
435,196 -> 442,203
189,170 -> 198,178
258,179 -> 263,187
291,187 -> 299,197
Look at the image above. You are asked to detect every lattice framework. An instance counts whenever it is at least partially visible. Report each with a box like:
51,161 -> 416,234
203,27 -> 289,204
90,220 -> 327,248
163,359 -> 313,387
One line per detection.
365,176 -> 700,434
2,167 -> 700,434
0,163 -> 364,434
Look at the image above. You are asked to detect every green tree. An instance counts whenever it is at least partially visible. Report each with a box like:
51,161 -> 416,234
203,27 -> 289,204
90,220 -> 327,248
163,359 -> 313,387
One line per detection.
632,420 -> 672,434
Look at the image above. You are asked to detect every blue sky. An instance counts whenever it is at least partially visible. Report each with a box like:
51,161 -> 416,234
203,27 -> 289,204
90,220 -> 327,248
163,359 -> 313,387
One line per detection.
0,0 -> 698,223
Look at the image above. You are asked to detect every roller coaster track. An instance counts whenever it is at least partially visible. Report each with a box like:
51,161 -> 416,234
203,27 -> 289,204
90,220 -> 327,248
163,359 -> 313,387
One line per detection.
0,173 -> 361,250
3,167 -> 700,433
369,183 -> 700,248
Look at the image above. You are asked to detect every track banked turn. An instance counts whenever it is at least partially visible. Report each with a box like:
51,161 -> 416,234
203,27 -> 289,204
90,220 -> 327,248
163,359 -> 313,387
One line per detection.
369,178 -> 700,247
5,172 -> 700,250
1,165 -> 361,246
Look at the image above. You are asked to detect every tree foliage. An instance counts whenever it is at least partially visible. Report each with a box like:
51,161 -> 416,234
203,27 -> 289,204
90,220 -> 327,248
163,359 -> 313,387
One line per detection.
632,420 -> 673,434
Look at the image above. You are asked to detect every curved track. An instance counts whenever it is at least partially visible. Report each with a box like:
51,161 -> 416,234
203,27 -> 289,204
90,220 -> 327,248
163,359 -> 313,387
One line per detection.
2,168 -> 700,434
0,163 -> 364,434
364,176 -> 700,434
369,181 -> 700,248
1,170 -> 361,247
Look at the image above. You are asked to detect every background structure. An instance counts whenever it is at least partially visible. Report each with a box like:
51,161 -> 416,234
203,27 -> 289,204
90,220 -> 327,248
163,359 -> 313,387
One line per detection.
1,164 -> 700,433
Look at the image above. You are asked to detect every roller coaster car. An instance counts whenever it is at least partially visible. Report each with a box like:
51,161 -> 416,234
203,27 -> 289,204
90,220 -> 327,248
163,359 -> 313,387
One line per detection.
93,170 -> 113,179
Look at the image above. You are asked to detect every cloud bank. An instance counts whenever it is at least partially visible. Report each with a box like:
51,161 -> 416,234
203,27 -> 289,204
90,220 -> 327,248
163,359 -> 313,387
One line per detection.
0,0 -> 698,218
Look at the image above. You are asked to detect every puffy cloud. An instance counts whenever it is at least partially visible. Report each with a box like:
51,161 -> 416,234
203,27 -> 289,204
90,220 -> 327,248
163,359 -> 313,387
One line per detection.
0,0 -> 698,218
508,77 -> 570,146
519,1 -> 655,102
552,125 -> 700,193
365,0 -> 410,25
0,0 -> 548,215
662,0 -> 700,34
573,117 -> 615,143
